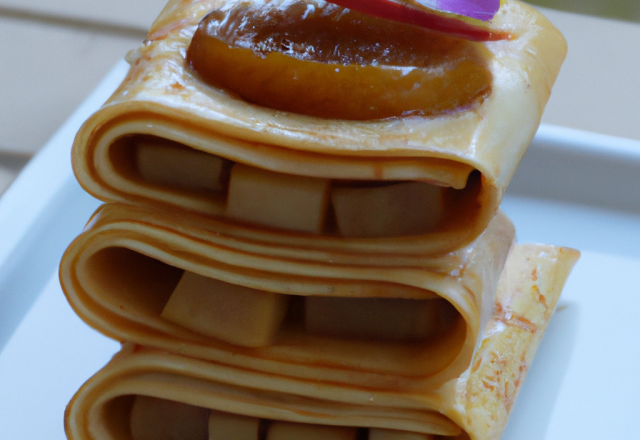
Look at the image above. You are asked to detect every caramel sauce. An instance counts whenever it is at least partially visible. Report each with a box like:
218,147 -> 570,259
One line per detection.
187,0 -> 492,120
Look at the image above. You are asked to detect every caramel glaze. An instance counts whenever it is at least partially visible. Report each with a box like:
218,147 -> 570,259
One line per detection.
187,0 -> 492,120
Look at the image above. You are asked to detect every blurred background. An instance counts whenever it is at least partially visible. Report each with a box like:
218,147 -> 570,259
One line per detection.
1,0 -> 640,196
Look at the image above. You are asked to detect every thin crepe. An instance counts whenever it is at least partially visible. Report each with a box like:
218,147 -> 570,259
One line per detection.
71,0 -> 566,256
60,203 -> 514,390
65,244 -> 579,440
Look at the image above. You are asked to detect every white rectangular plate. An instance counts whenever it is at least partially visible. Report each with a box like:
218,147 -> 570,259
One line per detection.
1,61 -> 639,439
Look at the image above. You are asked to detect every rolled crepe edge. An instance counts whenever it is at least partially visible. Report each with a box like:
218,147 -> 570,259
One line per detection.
64,243 -> 579,440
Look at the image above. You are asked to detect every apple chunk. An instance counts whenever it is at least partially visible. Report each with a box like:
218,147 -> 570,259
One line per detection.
161,271 -> 289,347
208,410 -> 260,440
136,138 -> 230,192
267,421 -> 358,440
130,395 -> 208,440
305,297 -> 457,341
369,428 -> 435,440
226,164 -> 330,234
331,182 -> 444,237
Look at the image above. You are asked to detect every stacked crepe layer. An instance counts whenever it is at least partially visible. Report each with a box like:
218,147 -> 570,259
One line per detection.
60,0 -> 575,439
72,0 -> 566,256
61,203 -> 515,391
64,244 -> 579,440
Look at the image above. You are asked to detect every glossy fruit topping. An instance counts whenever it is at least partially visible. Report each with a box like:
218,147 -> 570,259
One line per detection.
187,1 -> 492,120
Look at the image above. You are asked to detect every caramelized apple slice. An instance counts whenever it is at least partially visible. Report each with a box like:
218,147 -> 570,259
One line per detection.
369,428 -> 435,440
187,1 -> 492,120
226,164 -> 330,234
267,421 -> 358,440
161,271 -> 289,347
208,410 -> 260,440
305,297 -> 457,341
130,395 -> 208,440
331,182 -> 444,237
136,138 -> 230,192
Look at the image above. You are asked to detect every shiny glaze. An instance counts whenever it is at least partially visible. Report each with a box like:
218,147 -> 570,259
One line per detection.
188,0 -> 492,119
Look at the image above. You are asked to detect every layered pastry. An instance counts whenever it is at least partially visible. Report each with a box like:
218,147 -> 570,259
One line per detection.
65,244 -> 579,440
71,0 -> 567,256
61,1 -> 574,439
60,203 -> 515,390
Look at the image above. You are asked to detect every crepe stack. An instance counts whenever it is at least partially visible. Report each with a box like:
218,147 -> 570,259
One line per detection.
60,0 -> 578,439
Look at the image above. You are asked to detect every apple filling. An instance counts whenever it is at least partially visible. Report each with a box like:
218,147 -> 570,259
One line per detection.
81,246 -> 460,352
134,137 -> 455,237
136,137 -> 232,193
161,269 -> 458,348
305,296 -> 457,342
226,163 -> 331,234
187,0 -> 492,120
161,271 -> 290,348
81,247 -> 467,378
331,182 -> 443,238
130,395 -> 441,440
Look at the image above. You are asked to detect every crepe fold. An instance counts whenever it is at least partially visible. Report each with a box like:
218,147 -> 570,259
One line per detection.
60,203 -> 515,391
70,0 -> 566,256
65,244 -> 579,440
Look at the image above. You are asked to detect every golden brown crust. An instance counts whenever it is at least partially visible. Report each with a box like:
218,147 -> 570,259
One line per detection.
443,244 -> 580,439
